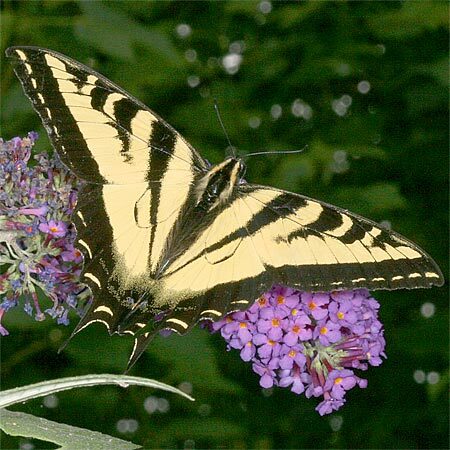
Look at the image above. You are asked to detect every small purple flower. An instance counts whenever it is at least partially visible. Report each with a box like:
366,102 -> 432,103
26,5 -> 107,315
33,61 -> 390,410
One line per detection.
314,319 -> 342,345
329,298 -> 358,326
279,368 -> 309,394
279,345 -> 306,370
211,285 -> 386,415
283,313 -> 312,345
240,341 -> 256,361
257,307 -> 287,341
324,369 -> 358,400
253,334 -> 281,360
252,363 -> 276,388
39,220 -> 67,237
18,205 -> 48,217
302,292 -> 329,320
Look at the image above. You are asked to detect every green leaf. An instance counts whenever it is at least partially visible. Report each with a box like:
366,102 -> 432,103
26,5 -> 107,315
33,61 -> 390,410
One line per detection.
332,182 -> 407,216
0,374 -> 194,409
75,2 -> 180,63
0,408 -> 140,450
149,329 -> 242,394
153,417 -> 246,447
367,2 -> 448,39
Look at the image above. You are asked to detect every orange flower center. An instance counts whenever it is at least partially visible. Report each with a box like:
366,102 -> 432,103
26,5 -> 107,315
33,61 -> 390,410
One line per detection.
50,226 -> 59,232
320,326 -> 328,335
268,340 -> 275,346
288,350 -> 296,358
308,301 -> 317,310
276,295 -> 285,305
239,322 -> 247,328
292,325 -> 301,334
258,297 -> 267,307
271,318 -> 280,327
334,377 -> 343,385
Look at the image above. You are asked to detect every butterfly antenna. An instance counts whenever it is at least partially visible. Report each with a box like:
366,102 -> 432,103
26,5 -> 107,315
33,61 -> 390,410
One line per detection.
243,145 -> 309,159
214,98 -> 236,157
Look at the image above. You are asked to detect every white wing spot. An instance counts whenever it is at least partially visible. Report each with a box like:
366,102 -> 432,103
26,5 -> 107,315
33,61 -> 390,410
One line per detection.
84,272 -> 101,288
391,275 -> 404,281
165,318 -> 189,329
93,305 -> 113,316
351,277 -> 366,283
372,277 -> 385,282
78,239 -> 92,259
425,272 -> 440,279
201,309 -> 222,317
77,211 -> 87,226
408,273 -> 421,278
76,318 -> 110,333
16,49 -> 27,61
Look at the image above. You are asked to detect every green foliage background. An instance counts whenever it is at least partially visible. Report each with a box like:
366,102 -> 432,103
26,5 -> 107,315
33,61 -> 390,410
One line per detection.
1,1 -> 448,448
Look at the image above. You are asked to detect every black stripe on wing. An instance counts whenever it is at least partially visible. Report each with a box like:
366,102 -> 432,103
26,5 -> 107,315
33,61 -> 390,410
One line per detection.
6,47 -> 105,182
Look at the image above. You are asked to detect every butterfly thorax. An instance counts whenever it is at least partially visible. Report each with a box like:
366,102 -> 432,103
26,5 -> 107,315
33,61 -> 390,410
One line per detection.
194,157 -> 245,210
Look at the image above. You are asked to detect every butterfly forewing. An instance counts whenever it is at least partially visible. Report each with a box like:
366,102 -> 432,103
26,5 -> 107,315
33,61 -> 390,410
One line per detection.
6,46 -> 207,182
238,185 -> 443,290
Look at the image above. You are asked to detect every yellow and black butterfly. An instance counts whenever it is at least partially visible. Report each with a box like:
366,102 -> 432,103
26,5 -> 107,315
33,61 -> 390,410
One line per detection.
6,46 -> 444,367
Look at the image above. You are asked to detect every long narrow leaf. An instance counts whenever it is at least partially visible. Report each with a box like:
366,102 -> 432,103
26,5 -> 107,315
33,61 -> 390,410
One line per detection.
0,408 -> 140,450
0,374 -> 194,408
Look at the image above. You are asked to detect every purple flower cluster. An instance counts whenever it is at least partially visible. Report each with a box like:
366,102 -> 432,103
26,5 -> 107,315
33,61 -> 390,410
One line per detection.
212,285 -> 386,415
0,134 -> 87,335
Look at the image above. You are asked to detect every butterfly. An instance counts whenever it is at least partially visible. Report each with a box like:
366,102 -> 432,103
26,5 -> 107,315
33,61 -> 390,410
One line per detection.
6,46 -> 444,368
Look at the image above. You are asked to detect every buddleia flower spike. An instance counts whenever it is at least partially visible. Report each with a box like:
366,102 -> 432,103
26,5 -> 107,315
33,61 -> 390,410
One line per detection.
211,285 -> 385,415
0,133 -> 88,335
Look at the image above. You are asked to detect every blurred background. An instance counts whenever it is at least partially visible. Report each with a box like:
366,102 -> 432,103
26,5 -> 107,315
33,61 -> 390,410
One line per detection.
1,1 -> 448,449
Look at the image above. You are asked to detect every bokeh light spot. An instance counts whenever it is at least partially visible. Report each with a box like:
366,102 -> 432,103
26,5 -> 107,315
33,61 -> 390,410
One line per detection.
176,24 -> 192,38
420,302 -> 435,318
357,81 -> 371,94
